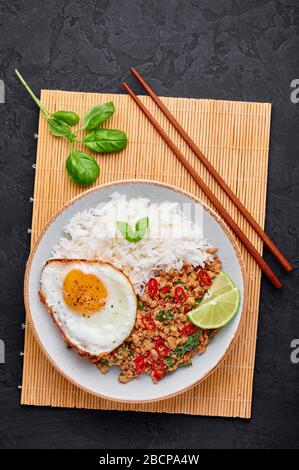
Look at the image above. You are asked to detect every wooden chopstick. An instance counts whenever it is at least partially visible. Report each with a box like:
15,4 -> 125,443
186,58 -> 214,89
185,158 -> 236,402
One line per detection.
130,67 -> 292,274
122,82 -> 282,289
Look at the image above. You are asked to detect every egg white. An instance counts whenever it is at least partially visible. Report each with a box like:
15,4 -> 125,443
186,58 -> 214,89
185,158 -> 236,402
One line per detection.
40,260 -> 137,356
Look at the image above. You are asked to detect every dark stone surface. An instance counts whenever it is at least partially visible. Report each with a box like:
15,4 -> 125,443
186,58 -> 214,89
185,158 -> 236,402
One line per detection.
0,0 -> 298,449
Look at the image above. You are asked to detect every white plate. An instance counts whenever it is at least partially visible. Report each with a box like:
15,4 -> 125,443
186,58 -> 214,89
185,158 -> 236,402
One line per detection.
24,180 -> 247,403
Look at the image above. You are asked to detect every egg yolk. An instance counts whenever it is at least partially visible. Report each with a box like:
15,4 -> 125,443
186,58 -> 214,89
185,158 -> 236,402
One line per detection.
63,269 -> 108,316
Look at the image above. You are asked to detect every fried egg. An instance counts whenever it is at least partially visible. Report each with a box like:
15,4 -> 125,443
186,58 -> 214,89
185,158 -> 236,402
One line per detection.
39,260 -> 137,357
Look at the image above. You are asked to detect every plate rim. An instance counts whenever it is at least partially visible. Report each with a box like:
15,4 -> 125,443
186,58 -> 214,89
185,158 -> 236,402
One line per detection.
24,179 -> 248,403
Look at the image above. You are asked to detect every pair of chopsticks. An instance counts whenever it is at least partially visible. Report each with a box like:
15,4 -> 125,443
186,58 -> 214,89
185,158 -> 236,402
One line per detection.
123,68 -> 293,289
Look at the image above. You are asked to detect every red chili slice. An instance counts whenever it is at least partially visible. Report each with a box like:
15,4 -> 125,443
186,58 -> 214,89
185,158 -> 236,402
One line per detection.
155,359 -> 164,368
197,269 -> 212,286
145,352 -> 154,364
161,286 -> 171,294
134,355 -> 146,375
182,323 -> 199,336
174,285 -> 187,304
155,339 -> 169,358
152,359 -> 165,381
153,369 -> 164,381
147,277 -> 158,297
141,316 -> 156,331
183,305 -> 191,314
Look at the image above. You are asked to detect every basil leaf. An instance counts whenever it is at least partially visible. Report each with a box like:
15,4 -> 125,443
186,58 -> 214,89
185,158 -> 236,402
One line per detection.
83,102 -> 115,130
135,216 -> 149,240
100,360 -> 109,366
66,149 -> 100,186
156,310 -> 174,322
156,311 -> 165,322
166,310 -> 174,320
48,118 -> 76,141
83,129 -> 128,153
116,221 -> 137,243
165,357 -> 175,368
116,217 -> 149,243
52,110 -> 80,126
173,331 -> 200,358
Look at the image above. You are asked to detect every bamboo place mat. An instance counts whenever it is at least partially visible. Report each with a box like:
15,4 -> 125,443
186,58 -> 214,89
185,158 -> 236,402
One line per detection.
21,89 -> 271,418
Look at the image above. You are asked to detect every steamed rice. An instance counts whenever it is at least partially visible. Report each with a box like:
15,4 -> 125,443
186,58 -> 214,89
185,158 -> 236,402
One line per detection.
52,192 -> 211,291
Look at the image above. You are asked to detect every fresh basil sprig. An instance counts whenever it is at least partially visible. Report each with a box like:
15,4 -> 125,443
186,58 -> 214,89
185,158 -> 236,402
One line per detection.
117,217 -> 149,243
84,129 -> 128,153
83,102 -> 115,130
15,69 -> 128,186
66,149 -> 100,186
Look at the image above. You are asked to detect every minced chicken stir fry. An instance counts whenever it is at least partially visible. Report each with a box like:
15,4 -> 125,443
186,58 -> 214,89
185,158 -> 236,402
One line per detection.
92,251 -> 222,384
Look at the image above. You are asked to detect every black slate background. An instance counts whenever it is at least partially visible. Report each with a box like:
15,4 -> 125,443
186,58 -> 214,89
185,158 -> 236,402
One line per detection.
0,0 -> 298,449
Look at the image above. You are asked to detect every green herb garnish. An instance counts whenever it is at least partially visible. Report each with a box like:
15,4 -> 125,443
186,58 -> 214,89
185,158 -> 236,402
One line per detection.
48,117 -> 76,141
117,217 -> 149,243
83,102 -> 115,130
66,149 -> 100,186
15,69 -> 128,186
173,331 -> 200,358
84,129 -> 127,153
165,357 -> 175,368
100,360 -> 109,366
156,310 -> 174,322
137,302 -> 144,311
156,311 -> 165,322
166,310 -> 174,320
52,110 -> 80,126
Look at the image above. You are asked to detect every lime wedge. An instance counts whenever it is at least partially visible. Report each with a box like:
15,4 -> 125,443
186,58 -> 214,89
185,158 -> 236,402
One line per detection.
200,271 -> 234,307
188,287 -> 240,329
